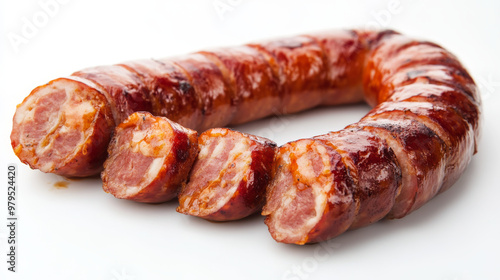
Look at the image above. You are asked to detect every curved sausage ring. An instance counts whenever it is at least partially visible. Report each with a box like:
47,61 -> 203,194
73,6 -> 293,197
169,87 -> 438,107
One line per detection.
11,30 -> 481,244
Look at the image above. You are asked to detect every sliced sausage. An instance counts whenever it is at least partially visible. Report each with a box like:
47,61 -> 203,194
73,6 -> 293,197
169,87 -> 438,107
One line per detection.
102,112 -> 198,203
177,128 -> 277,221
262,139 -> 355,244
11,77 -> 114,177
10,30 -> 481,245
262,31 -> 480,244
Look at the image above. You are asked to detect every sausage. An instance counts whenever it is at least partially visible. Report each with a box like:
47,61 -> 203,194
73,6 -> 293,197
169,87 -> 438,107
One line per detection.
262,129 -> 402,244
11,77 -> 115,177
263,31 -> 480,244
314,128 -> 402,228
11,30 -> 365,177
117,59 -> 203,130
262,139 -> 356,244
102,112 -> 198,203
168,54 -> 235,131
10,30 -> 480,243
199,46 -> 281,124
177,128 -> 277,221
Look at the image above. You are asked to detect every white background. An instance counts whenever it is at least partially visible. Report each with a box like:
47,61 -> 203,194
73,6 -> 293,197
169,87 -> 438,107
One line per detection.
1,0 -> 499,279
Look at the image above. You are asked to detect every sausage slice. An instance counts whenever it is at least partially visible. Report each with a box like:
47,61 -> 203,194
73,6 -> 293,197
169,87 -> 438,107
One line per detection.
177,128 -> 277,221
102,112 -> 198,203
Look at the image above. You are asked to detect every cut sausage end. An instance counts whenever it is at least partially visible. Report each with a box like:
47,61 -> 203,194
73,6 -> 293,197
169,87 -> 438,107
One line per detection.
177,128 -> 277,221
102,112 -> 198,203
10,78 -> 114,177
263,139 -> 354,244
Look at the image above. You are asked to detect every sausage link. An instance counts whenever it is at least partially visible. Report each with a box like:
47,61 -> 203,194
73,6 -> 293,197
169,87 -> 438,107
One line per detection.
11,31 -> 369,177
11,30 -> 480,244
263,31 -> 481,244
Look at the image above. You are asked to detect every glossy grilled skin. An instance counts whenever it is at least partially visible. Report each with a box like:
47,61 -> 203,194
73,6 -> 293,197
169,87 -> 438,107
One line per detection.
263,31 -> 481,244
177,128 -> 277,221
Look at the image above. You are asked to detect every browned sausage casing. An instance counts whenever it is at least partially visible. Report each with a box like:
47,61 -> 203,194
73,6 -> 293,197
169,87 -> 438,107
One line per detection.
11,78 -> 115,177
